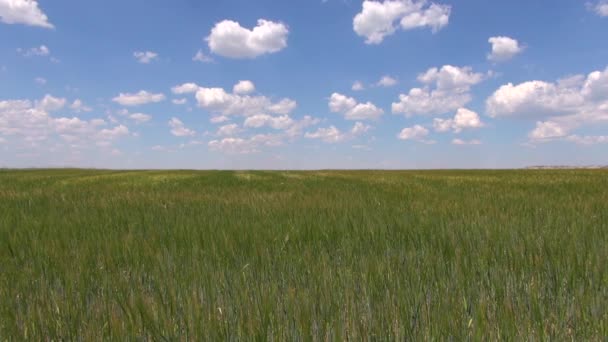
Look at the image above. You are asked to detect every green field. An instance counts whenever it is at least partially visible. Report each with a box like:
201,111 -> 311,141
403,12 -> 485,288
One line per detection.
0,169 -> 606,339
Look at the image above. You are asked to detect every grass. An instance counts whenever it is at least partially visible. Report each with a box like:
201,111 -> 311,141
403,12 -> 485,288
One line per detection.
0,169 -> 606,340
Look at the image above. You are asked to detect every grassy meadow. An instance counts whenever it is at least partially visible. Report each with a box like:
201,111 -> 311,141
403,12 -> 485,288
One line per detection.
0,169 -> 606,340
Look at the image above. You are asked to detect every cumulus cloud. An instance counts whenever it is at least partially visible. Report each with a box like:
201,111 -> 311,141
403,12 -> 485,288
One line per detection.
305,122 -> 371,143
193,49 -> 213,63
129,113 -> 151,124
233,80 -> 256,95
168,117 -> 195,137
206,19 -> 289,58
171,83 -> 200,94
210,115 -> 229,123
70,99 -> 92,113
216,123 -> 240,136
0,0 -> 53,28
432,108 -> 484,133
172,98 -> 187,105
208,134 -> 283,154
528,121 -> 567,140
393,65 -> 485,116
352,81 -> 365,91
305,126 -> 345,143
133,51 -> 158,64
487,36 -> 523,62
487,66 -> 608,142
36,94 -> 66,112
34,77 -> 46,85
0,96 -> 128,151
397,124 -> 432,142
353,0 -> 450,44
112,90 -> 166,106
244,114 -> 293,129
377,75 -> 398,87
195,84 -> 297,117
329,93 -> 384,120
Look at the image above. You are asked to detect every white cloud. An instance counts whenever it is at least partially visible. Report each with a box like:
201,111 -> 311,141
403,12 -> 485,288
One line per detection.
210,115 -> 229,123
34,77 -> 46,85
195,86 -> 297,117
305,126 -> 345,143
208,134 -> 284,154
193,49 -> 213,63
528,121 -> 567,140
351,122 -> 372,135
0,96 -> 129,151
168,117 -> 195,137
172,98 -> 187,105
208,137 -> 256,154
393,65 -> 485,116
0,0 -> 53,28
452,138 -> 481,145
353,0 -> 450,44
171,83 -> 200,94
487,66 -> 608,142
487,36 -> 523,62
17,45 -> 49,57
397,124 -> 430,142
305,122 -> 370,143
112,90 -> 166,106
589,1 -> 608,16
216,123 -> 240,136
206,19 -> 289,58
133,51 -> 158,64
36,94 -> 66,112
352,81 -> 365,91
433,108 -> 484,133
417,65 -> 484,91
329,93 -> 383,120
98,125 -> 129,141
284,115 -> 321,138
70,99 -> 92,113
129,113 -> 151,124
244,114 -> 293,129
233,80 -> 256,95
377,75 -> 398,87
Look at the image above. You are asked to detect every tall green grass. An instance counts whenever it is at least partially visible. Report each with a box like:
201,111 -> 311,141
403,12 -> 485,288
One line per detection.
0,169 -> 606,339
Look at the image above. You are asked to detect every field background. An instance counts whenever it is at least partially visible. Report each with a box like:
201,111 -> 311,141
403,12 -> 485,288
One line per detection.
0,169 -> 606,339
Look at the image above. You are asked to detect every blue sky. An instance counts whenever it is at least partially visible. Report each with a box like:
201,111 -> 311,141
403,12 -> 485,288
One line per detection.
1,0 -> 607,169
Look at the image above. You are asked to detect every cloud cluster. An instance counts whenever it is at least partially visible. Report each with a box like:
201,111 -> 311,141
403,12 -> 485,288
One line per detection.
433,108 -> 483,133
305,122 -> 372,143
487,66 -> 608,143
353,0 -> 450,44
0,0 -> 53,28
168,117 -> 195,137
185,81 -> 297,117
393,65 -> 485,116
0,95 -> 128,151
397,124 -> 433,143
206,19 -> 289,58
329,93 -> 384,120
